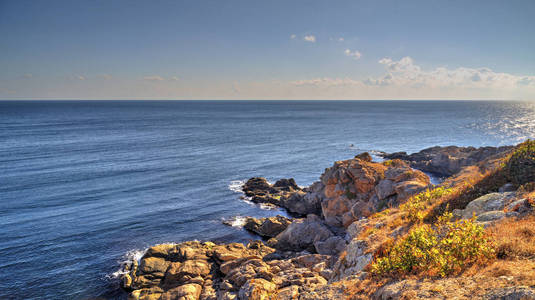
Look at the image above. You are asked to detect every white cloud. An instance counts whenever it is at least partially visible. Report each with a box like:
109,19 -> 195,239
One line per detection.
303,35 -> 316,43
23,73 -> 33,79
290,56 -> 535,99
292,77 -> 363,87
290,34 -> 296,39
76,75 -> 86,80
143,75 -> 165,81
344,49 -> 362,60
170,76 -> 180,81
100,74 -> 112,80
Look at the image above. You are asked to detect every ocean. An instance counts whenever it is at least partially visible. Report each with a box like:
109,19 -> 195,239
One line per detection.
1,100 -> 534,299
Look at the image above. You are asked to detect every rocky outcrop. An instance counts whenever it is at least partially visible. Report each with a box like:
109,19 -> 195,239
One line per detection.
242,155 -> 430,228
242,178 -> 320,215
382,145 -> 513,177
331,239 -> 372,281
271,214 -> 345,255
121,241 -> 335,300
312,156 -> 430,227
452,192 -> 523,226
243,215 -> 292,239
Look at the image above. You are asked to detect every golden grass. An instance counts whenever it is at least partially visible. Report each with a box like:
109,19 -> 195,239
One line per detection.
488,215 -> 535,260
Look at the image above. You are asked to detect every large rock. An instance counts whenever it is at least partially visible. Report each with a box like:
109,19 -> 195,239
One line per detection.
243,215 -> 292,238
453,192 -> 516,220
274,214 -> 337,253
121,239 -> 338,300
382,145 -> 513,176
243,155 -> 429,228
331,239 -> 372,281
242,177 -> 321,215
316,156 -> 430,227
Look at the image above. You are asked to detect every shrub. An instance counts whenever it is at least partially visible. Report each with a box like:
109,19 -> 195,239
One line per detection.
505,139 -> 535,185
400,187 -> 454,223
371,213 -> 494,277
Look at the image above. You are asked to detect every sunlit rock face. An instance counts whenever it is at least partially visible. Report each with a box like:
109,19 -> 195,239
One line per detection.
311,155 -> 430,227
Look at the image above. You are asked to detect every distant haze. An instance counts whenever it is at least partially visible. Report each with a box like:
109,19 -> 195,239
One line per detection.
0,0 -> 534,100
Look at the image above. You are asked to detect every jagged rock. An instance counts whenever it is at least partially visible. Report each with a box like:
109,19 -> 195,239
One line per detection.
160,283 -> 202,300
331,239 -> 372,281
241,177 -> 319,215
317,156 -> 430,227
243,154 -> 429,228
243,215 -> 292,238
346,218 -> 369,240
274,214 -> 335,253
238,278 -> 277,300
313,236 -> 346,256
382,145 -> 513,176
121,239 -> 338,300
273,178 -> 299,191
355,152 -> 373,162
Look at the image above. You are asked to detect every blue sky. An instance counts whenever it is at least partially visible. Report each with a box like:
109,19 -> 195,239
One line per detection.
1,0 -> 534,100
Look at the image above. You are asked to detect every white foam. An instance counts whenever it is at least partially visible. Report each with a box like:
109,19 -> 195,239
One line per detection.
223,216 -> 247,227
228,180 -> 246,193
108,248 -> 146,279
258,203 -> 278,210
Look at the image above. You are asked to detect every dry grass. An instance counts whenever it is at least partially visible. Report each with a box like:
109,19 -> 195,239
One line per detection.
488,216 -> 535,260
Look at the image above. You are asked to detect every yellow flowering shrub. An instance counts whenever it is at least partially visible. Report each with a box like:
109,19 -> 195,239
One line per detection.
400,187 -> 454,223
371,212 -> 494,277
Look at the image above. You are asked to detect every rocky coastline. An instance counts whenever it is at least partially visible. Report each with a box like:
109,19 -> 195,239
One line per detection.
119,144 -> 535,300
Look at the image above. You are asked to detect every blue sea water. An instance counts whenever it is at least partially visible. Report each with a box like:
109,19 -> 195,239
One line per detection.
0,100 -> 534,299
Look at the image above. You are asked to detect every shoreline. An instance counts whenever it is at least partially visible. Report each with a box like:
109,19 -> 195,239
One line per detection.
115,143 -> 535,299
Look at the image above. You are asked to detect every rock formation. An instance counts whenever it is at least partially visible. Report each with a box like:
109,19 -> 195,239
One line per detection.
243,215 -> 292,239
121,241 -> 337,300
118,143 -> 535,300
243,155 -> 430,228
382,145 -> 513,176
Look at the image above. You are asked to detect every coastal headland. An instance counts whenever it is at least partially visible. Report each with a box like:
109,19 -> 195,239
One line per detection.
119,141 -> 535,300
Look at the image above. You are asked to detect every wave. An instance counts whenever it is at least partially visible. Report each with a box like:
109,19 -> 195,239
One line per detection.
222,216 -> 248,227
228,180 -> 246,193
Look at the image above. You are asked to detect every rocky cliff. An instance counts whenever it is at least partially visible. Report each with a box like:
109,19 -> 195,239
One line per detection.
118,143 -> 535,300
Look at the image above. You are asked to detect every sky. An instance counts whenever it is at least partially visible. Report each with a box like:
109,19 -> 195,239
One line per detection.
1,0 -> 535,100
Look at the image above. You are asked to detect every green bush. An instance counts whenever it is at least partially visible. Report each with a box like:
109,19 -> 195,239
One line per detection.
400,187 -> 454,223
506,139 -> 535,185
371,212 -> 493,277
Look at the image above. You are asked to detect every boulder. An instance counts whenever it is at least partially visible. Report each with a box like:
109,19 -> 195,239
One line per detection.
317,156 -> 430,227
274,214 -> 335,253
456,192 -> 516,219
238,278 -> 277,300
313,236 -> 347,256
331,239 -> 372,281
160,283 -> 202,300
243,215 -> 292,238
